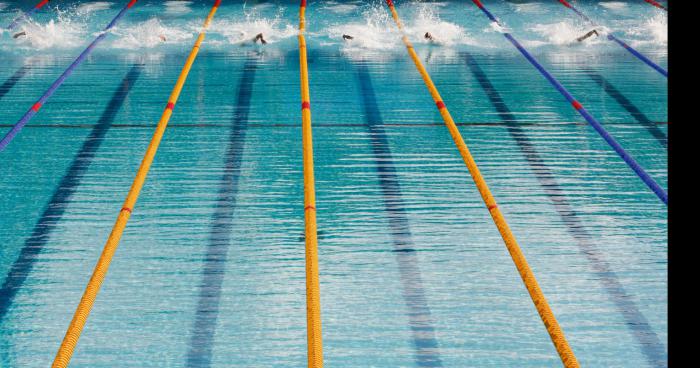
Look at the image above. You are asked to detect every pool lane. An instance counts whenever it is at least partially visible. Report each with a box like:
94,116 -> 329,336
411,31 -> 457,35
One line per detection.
186,59 -> 257,368
0,43 -> 667,366
0,64 -> 142,323
582,68 -> 667,149
462,52 -> 667,367
356,63 -> 443,367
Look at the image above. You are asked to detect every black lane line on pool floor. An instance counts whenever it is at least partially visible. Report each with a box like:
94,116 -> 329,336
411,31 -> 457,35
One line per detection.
0,64 -> 143,323
0,121 -> 668,129
0,64 -> 30,102
463,52 -> 667,367
583,68 -> 667,149
356,64 -> 443,367
186,60 -> 256,368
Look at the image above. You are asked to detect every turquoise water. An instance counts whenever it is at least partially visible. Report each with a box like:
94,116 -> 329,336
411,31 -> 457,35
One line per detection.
0,0 -> 667,367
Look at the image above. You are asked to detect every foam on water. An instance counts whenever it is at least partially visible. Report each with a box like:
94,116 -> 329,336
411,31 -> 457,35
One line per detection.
403,4 -> 475,46
321,1 -> 360,15
329,2 -> 476,54
528,21 -> 606,47
164,1 -> 193,15
209,9 -> 297,46
628,13 -> 667,46
75,1 -> 112,15
0,3 -> 8,11
111,17 -> 194,49
485,21 -> 509,35
645,14 -> 668,44
512,2 -> 543,14
0,0 -> 667,55
327,5 -> 399,51
599,1 -> 628,11
9,16 -> 87,50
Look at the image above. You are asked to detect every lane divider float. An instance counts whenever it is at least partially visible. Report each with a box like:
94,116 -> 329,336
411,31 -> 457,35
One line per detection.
298,1 -> 324,367
643,0 -> 667,11
0,0 -> 138,152
472,0 -> 667,205
50,1 -> 221,367
557,0 -> 667,77
5,0 -> 51,31
383,1 -> 580,367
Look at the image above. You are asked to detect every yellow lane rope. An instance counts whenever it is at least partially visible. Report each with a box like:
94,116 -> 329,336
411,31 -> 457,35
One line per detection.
384,1 -> 579,367
298,1 -> 323,367
50,1 -> 221,367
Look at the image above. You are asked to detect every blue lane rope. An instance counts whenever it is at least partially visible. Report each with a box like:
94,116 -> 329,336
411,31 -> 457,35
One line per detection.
5,0 -> 51,31
0,0 -> 138,152
558,0 -> 667,77
471,0 -> 667,205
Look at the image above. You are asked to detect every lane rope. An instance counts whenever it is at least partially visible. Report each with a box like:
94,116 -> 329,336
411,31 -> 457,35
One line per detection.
472,0 -> 667,205
50,1 -> 221,367
383,1 -> 580,367
0,0 -> 138,152
642,0 -> 667,11
298,1 -> 324,367
5,0 -> 51,31
557,0 -> 667,77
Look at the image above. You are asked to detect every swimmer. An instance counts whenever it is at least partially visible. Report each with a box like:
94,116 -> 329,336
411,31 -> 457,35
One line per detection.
424,32 -> 434,42
342,34 -> 354,41
13,31 -> 26,39
576,29 -> 599,42
238,33 -> 267,46
159,34 -> 167,42
253,33 -> 267,44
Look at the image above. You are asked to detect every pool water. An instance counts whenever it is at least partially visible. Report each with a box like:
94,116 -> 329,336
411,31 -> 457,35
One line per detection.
0,0 -> 667,367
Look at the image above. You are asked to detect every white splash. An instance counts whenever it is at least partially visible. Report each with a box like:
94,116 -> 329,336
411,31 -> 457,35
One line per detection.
404,4 -> 476,46
164,1 -> 192,15
329,3 -> 476,52
209,7 -> 297,46
11,17 -> 86,50
486,21 -> 509,35
327,5 -> 398,51
529,21 -> 604,46
634,13 -> 667,45
111,18 -> 194,49
321,1 -> 359,14
512,2 -> 543,14
646,14 -> 667,44
76,1 -> 112,14
599,2 -> 628,11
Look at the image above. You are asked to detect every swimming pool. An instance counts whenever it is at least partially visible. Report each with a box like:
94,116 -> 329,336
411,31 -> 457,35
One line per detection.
0,0 -> 667,366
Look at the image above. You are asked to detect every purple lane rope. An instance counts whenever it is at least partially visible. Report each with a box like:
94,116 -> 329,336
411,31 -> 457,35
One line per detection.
0,0 -> 138,152
557,0 -> 667,77
471,0 -> 667,204
5,0 -> 51,31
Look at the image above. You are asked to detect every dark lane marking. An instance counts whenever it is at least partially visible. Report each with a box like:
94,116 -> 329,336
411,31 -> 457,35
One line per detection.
298,230 -> 326,242
0,65 -> 30,102
0,65 -> 143,323
463,52 -> 667,367
356,64 -> 443,367
583,68 -> 667,149
185,60 -> 257,368
0,121 -> 668,129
